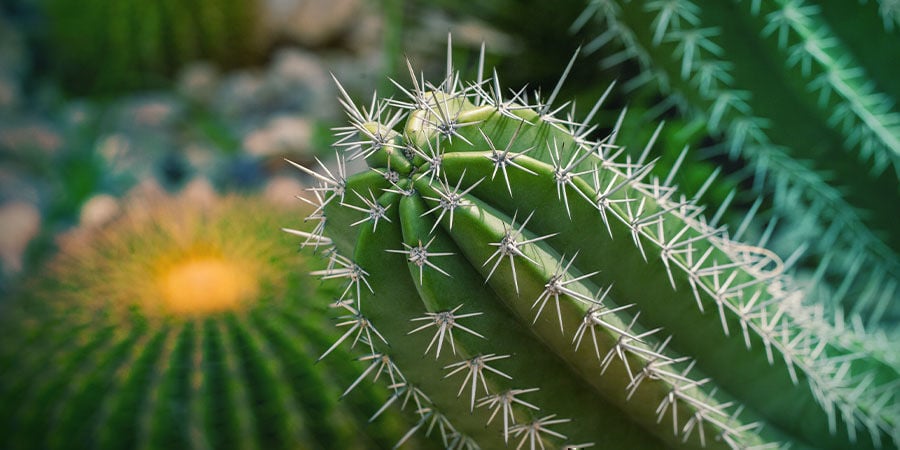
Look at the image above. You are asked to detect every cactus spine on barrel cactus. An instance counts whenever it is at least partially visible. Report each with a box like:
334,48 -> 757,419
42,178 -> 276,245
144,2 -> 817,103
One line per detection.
577,0 -> 900,327
288,39 -> 900,449
0,194 -> 434,450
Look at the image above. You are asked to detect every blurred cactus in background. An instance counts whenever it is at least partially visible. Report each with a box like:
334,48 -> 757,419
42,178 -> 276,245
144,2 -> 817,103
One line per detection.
39,0 -> 267,94
0,192 -> 436,449
577,0 -> 900,328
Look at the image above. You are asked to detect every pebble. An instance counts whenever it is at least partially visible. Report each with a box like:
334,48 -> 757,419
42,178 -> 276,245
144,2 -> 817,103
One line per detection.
181,177 -> 218,210
0,201 -> 41,275
114,95 -> 183,131
176,62 -> 221,106
0,120 -> 63,157
243,115 -> 314,159
214,70 -> 268,119
266,48 -> 335,117
79,194 -> 121,229
264,175 -> 306,208
264,0 -> 361,47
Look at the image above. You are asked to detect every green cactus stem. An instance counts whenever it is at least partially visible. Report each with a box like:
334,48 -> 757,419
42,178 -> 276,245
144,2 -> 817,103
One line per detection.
576,0 -> 900,327
287,40 -> 900,449
0,194 -> 435,450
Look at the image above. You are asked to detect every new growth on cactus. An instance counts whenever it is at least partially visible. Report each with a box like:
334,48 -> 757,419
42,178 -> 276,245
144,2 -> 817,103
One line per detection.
0,193 -> 432,450
289,39 -> 900,449
577,0 -> 900,327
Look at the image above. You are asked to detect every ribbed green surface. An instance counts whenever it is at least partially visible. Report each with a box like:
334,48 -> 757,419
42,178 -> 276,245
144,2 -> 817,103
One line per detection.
585,0 -> 900,326
289,45 -> 899,449
0,196 -> 433,450
41,0 -> 265,93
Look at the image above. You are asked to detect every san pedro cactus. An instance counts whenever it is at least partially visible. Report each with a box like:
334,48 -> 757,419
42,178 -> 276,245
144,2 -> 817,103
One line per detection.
577,0 -> 900,327
288,41 -> 900,449
0,194 -> 434,449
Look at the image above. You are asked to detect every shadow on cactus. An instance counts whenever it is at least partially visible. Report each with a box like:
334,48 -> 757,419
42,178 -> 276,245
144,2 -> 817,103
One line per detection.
578,0 -> 900,327
287,40 -> 899,449
0,193 -> 433,449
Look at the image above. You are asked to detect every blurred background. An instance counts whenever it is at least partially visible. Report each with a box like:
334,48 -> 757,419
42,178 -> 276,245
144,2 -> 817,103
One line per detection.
1,0 -> 736,296
0,0 -> 650,298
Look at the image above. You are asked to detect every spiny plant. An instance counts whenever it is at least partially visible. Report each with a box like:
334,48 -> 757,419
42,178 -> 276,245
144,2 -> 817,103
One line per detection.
576,0 -> 900,327
40,0 -> 265,94
286,40 -> 900,449
0,194 -> 436,449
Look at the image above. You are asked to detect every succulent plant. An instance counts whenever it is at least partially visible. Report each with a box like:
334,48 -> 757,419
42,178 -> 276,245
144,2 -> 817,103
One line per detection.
0,194 -> 434,449
576,0 -> 900,327
40,0 -> 265,94
286,40 -> 900,449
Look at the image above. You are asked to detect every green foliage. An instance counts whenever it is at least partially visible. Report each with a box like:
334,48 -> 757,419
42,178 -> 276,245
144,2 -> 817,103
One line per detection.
0,196 -> 433,449
289,45 -> 899,449
40,0 -> 265,94
580,0 -> 900,326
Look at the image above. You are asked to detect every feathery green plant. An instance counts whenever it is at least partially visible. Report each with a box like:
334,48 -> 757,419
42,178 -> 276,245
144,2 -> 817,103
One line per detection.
287,40 -> 899,449
0,195 -> 433,449
577,0 -> 900,326
40,0 -> 265,94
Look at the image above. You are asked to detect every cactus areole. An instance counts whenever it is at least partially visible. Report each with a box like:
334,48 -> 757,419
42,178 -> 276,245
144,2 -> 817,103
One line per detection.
288,42 -> 899,450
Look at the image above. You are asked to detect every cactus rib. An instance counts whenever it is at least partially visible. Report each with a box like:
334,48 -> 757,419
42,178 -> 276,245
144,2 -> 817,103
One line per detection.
581,0 -> 900,327
0,196 -> 434,449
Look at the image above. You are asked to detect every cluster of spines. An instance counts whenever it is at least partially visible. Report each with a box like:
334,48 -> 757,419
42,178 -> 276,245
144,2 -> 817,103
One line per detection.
580,0 -> 900,328
289,40 -> 898,449
292,70 -> 762,450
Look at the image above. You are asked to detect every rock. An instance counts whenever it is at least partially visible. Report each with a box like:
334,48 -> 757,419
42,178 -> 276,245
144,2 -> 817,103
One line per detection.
181,177 -> 217,210
124,178 -> 167,208
97,133 -> 142,177
342,0 -> 384,55
182,143 -> 219,172
264,175 -> 306,208
266,48 -> 335,117
177,62 -> 221,106
79,194 -> 121,229
0,201 -> 41,275
115,94 -> 183,131
243,115 -> 313,159
264,0 -> 361,47
61,100 -> 96,129
0,120 -> 63,157
214,70 -> 268,119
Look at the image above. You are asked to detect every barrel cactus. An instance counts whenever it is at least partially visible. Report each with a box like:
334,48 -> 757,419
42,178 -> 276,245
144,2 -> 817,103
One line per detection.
287,41 -> 900,449
40,0 -> 265,93
577,0 -> 900,327
0,193 -> 433,449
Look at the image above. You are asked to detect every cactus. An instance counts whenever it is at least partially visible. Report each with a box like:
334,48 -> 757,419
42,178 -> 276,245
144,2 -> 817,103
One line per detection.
0,194 -> 436,449
576,0 -> 900,327
40,0 -> 265,94
287,40 -> 900,449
